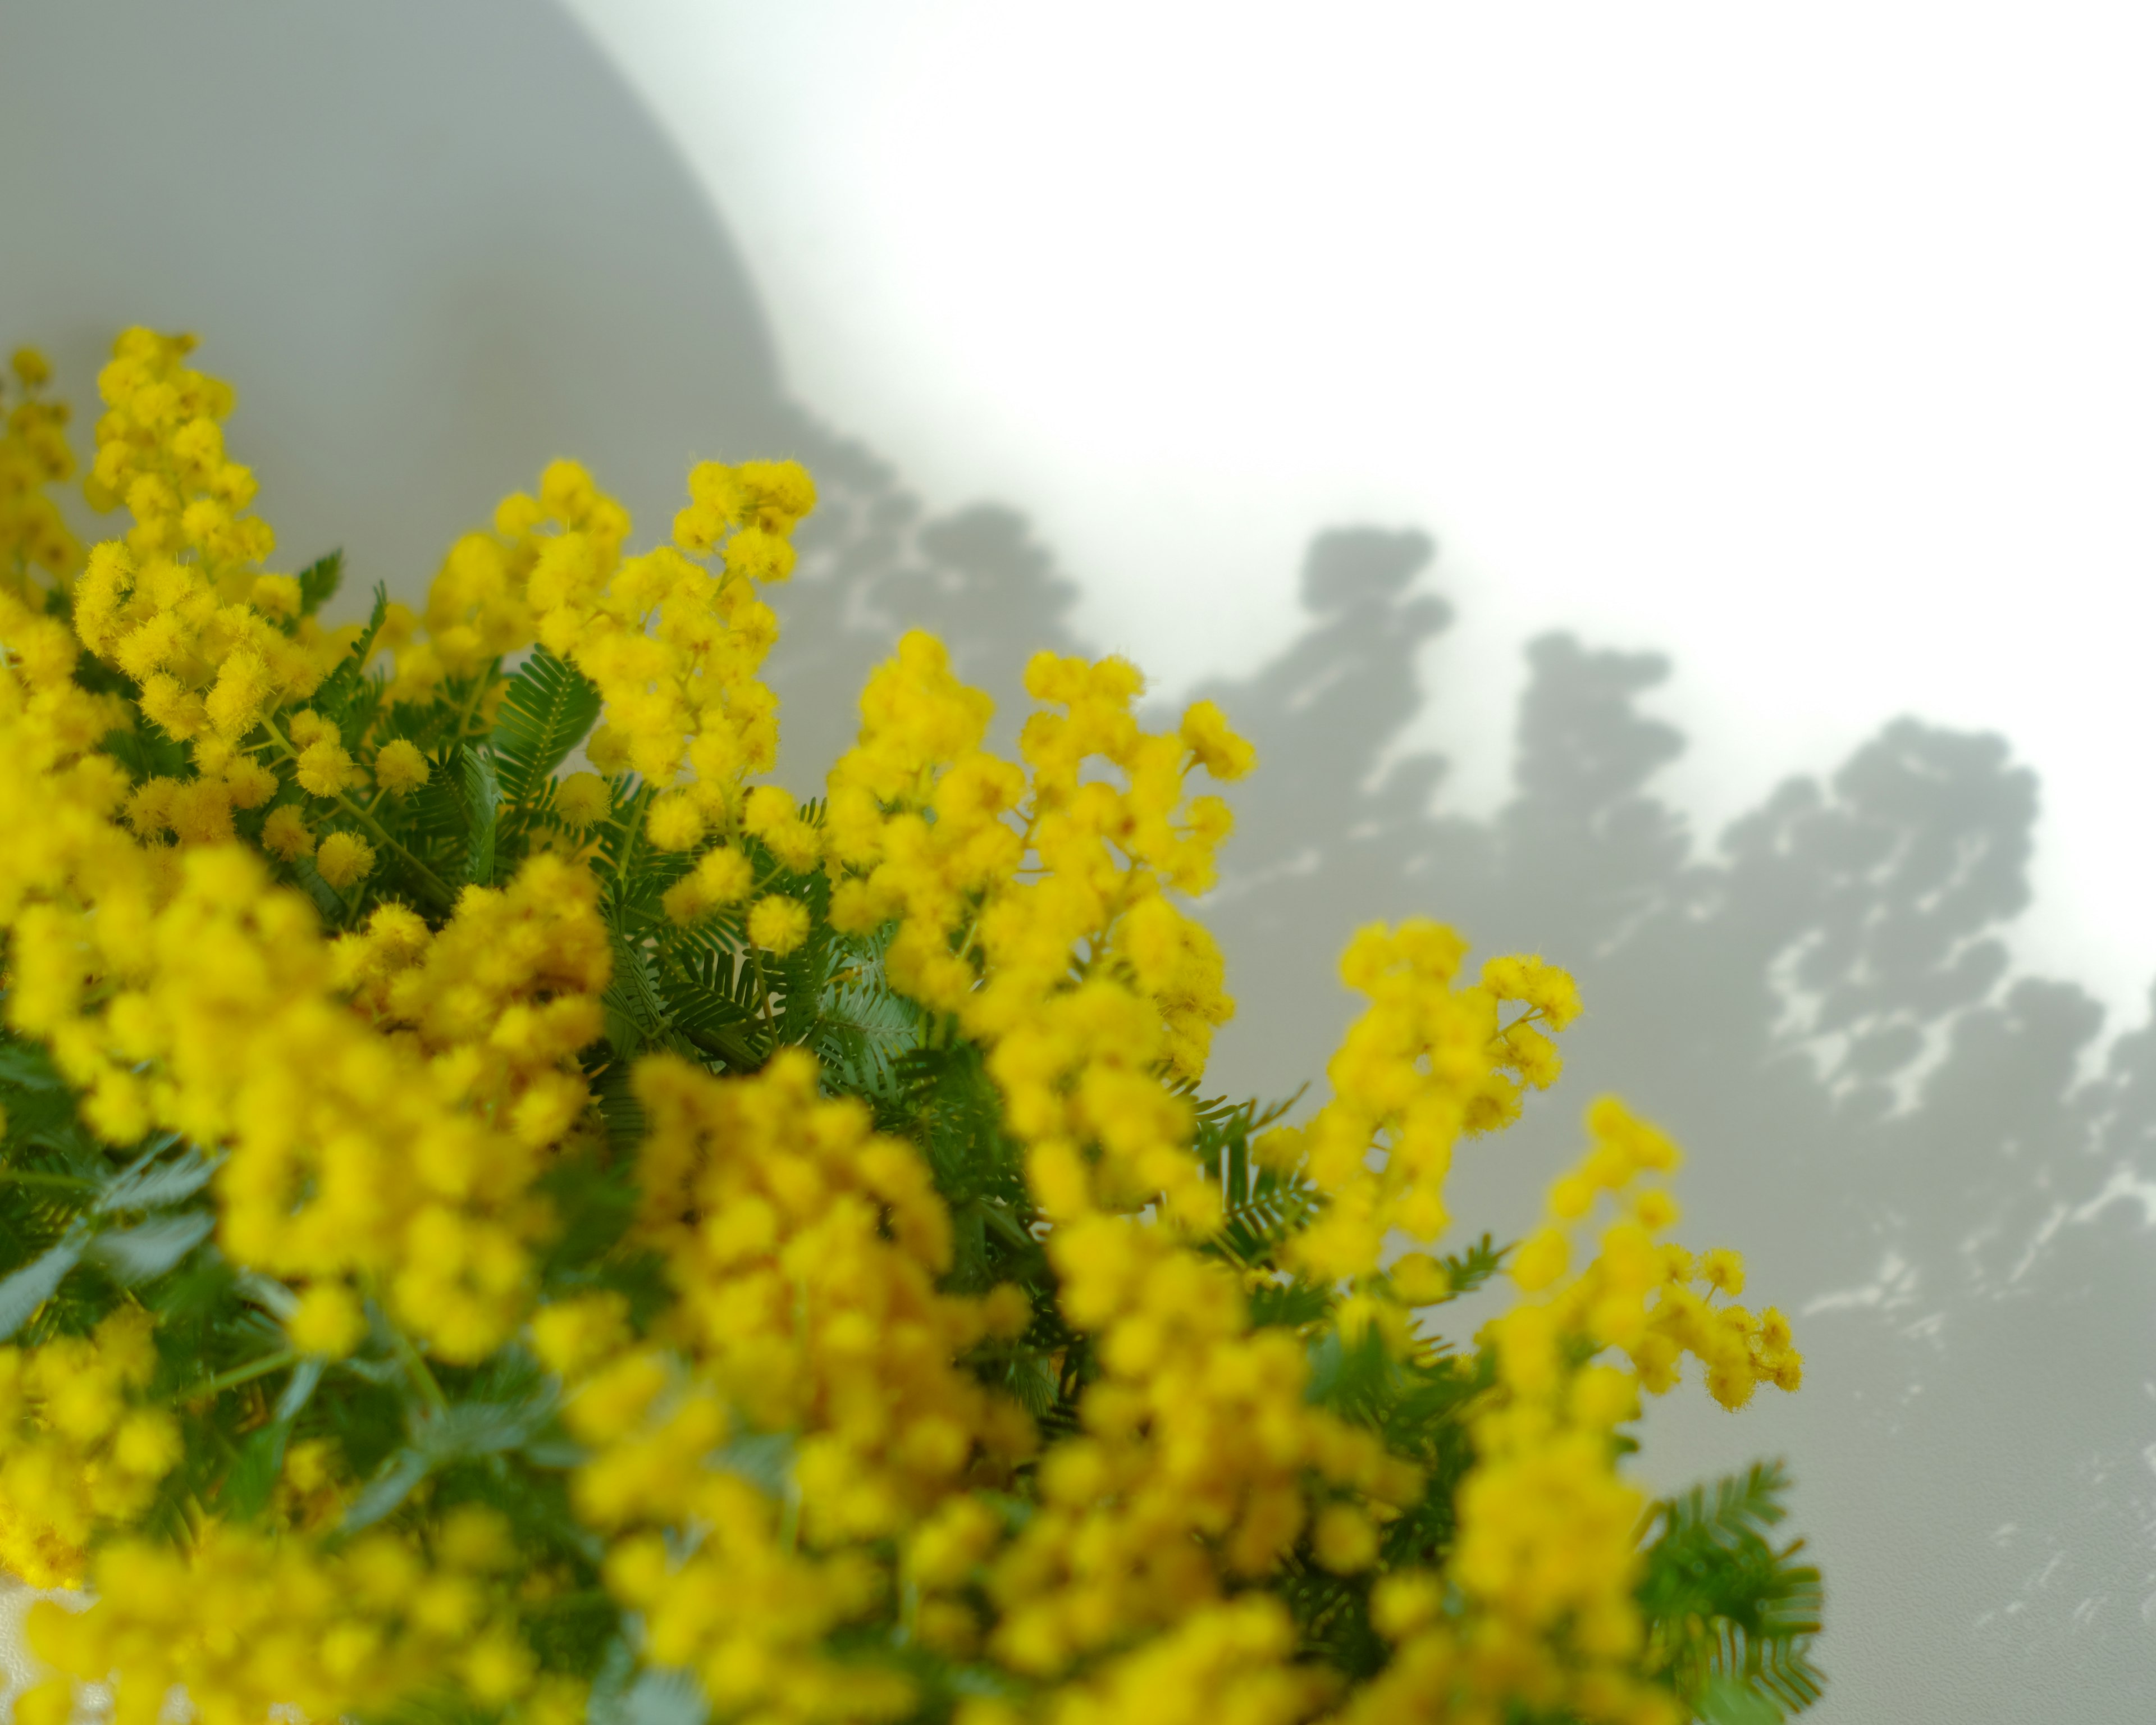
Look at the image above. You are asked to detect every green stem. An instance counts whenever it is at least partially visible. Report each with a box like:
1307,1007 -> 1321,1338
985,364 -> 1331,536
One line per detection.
966,1197 -> 1034,1252
0,1169 -> 99,1193
188,1348 -> 299,1403
450,659 -> 504,745
751,946 -> 774,1031
683,1023 -> 761,1071
608,786 -> 646,894
387,1317 -> 450,1413
952,904 -> 986,970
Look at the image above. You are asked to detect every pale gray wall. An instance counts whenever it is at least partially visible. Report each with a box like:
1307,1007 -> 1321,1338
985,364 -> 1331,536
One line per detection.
2,2 -> 2150,1718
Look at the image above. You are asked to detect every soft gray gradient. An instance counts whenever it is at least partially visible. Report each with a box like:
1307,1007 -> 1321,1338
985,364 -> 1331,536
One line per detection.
1,2 -> 2150,1720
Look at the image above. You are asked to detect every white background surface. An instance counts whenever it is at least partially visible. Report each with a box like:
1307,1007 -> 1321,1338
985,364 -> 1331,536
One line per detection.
560,0 -> 2156,1055
4,3 -> 2153,1720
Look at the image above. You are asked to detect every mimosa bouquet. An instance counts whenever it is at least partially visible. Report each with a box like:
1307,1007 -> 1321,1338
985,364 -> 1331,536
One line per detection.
0,333 -> 1820,1725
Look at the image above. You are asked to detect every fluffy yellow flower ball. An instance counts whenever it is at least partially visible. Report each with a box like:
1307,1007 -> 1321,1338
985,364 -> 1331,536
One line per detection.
747,895 -> 808,955
316,830 -> 376,889
554,772 -> 612,829
261,805 -> 313,861
287,1284 -> 368,1359
373,738 -> 431,796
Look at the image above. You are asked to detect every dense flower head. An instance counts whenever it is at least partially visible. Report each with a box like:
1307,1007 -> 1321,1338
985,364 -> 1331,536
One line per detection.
624,1051 -> 1034,1537
824,632 -> 1247,1235
984,1213 -> 1420,1678
0,331 -> 1817,1725
22,1513 -> 579,1725
0,1310 -> 177,1589
0,348 -> 84,594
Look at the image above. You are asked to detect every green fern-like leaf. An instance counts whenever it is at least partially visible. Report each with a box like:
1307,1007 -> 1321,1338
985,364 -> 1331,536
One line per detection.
406,743 -> 478,889
462,746 -> 501,887
1429,1231 -> 1510,1303
594,782 -> 698,937
489,647 -> 601,810
815,970 -> 919,1105
307,583 -> 390,729
1638,1459 -> 1826,1718
296,549 -> 344,617
654,916 -> 769,1071
884,1041 -> 1033,1237
605,920 -> 699,1061
1209,1164 -> 1321,1271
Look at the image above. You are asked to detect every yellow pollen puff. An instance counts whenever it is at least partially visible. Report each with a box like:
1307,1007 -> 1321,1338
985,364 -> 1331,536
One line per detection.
223,758 -> 276,810
261,805 -> 313,861
553,771 -> 611,828
737,457 -> 817,525
747,895 -> 809,956
1509,1227 -> 1569,1293
373,738 -> 431,796
1631,1187 -> 1681,1232
248,572 -> 299,617
723,526 -> 796,583
1387,1253 -> 1450,1305
694,846 -> 753,905
645,792 -> 705,852
1177,699 -> 1256,780
530,1292 -> 632,1380
287,1283 -> 368,1359
1312,1503 -> 1381,1573
316,830 -> 377,889
296,737 -> 360,798
1697,1248 -> 1745,1297
1549,1173 -> 1596,1220
1370,1571 -> 1447,1642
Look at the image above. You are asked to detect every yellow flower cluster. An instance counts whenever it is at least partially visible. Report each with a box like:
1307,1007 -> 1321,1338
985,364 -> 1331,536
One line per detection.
1259,925 -> 1583,1287
817,637 -> 1401,1698
3,816 -> 593,1362
332,855 -> 611,1156
71,331 -> 362,763
20,1507 -> 577,1725
1332,1099 -> 1805,1725
1507,1098 -> 1803,1409
0,331 -> 1816,1725
825,634 -> 1243,1231
383,451 -> 815,881
0,348 -> 83,595
1637,1251 -> 1804,1409
1425,1304 -> 1668,1725
40,328 -> 434,912
983,1215 -> 1418,1686
997,1595 -> 1332,1725
627,1049 -> 1035,1536
598,1462 -> 911,1725
0,1310 -> 180,1590
535,1051 -> 1036,1721
0,592 -> 602,1368
810,637 -> 1756,1718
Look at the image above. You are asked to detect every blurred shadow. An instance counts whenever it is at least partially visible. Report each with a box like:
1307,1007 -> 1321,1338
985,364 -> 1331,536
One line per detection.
761,417 -> 1089,778
0,0 -> 799,609
773,439 -> 2156,1714
3,3 -> 2150,1719
1182,535 -> 2156,1718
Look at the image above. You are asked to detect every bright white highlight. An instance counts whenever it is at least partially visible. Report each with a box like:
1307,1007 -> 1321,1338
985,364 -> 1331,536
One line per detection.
563,1 -> 2156,1038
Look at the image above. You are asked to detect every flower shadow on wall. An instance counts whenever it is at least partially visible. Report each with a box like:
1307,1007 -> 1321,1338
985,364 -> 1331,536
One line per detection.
3,2 -> 2152,1721
773,454 -> 2156,1725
